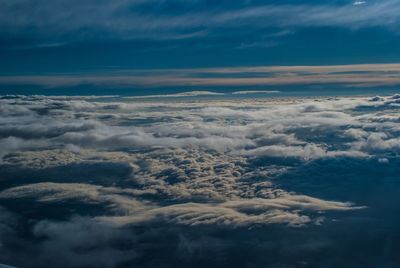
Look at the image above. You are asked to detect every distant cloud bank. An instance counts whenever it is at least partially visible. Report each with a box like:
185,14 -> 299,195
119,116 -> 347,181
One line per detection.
1,63 -> 400,89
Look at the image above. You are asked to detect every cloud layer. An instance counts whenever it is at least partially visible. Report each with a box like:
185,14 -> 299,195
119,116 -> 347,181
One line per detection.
1,63 -> 400,89
0,94 -> 400,267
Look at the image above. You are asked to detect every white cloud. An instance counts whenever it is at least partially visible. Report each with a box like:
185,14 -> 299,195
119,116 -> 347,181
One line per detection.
353,1 -> 367,6
3,93 -> 400,266
2,93 -> 400,234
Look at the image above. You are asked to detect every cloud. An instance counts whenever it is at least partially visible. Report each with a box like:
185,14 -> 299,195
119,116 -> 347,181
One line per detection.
240,144 -> 368,161
101,195 -> 361,228
351,132 -> 400,153
0,181 -> 361,229
1,94 -> 400,267
353,1 -> 367,6
1,0 -> 400,43
0,93 -> 393,158
125,91 -> 225,99
0,182 -> 154,215
0,136 -> 50,159
31,217 -> 138,268
232,90 -> 280,95
1,63 -> 400,88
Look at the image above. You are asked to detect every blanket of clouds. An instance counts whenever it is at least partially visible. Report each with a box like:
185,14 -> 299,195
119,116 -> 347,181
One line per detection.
1,94 -> 400,267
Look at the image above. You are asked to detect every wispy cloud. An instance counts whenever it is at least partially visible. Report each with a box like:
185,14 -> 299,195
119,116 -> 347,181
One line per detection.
1,0 -> 400,42
1,63 -> 400,88
354,1 -> 367,5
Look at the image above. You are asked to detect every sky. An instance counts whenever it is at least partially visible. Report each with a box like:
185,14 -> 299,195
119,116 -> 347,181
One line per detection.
2,2 -> 400,266
1,0 -> 400,93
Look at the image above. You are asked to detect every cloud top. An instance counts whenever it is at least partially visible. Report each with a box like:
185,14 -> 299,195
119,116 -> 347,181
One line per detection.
1,94 -> 400,267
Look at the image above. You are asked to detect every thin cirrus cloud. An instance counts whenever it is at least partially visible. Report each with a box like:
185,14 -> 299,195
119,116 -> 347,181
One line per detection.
1,63 -> 400,88
0,0 -> 400,42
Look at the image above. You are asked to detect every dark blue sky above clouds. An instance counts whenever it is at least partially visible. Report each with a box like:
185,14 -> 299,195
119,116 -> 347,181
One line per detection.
1,0 -> 400,93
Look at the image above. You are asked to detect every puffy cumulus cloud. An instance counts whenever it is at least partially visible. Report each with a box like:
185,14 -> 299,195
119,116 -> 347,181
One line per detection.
0,94 -> 371,157
1,94 -> 400,267
241,144 -> 368,160
2,148 -> 135,169
351,132 -> 400,153
0,136 -> 48,158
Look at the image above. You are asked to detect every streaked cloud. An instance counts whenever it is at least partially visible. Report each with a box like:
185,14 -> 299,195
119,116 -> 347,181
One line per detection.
353,1 -> 367,5
1,63 -> 400,88
1,0 -> 400,42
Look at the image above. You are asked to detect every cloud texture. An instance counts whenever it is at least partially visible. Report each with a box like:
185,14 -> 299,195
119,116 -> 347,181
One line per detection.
0,94 -> 400,267
1,0 -> 400,42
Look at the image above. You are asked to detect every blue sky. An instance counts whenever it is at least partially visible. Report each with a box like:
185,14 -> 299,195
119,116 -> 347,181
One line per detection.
1,0 -> 400,91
